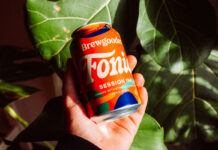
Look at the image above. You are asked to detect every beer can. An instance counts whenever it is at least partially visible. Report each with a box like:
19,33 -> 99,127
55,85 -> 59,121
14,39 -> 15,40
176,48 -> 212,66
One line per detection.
71,22 -> 141,123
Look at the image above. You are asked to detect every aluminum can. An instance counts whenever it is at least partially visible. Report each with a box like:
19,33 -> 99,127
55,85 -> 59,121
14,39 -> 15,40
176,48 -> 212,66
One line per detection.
71,22 -> 141,123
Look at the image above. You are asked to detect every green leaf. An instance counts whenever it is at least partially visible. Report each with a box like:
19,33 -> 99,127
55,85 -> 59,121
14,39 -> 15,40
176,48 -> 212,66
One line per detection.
130,113 -> 167,150
112,0 -> 139,50
0,80 -> 38,108
26,0 -> 139,75
0,46 -> 53,82
26,0 -> 118,73
137,0 -> 217,72
15,97 -> 64,142
135,49 -> 218,144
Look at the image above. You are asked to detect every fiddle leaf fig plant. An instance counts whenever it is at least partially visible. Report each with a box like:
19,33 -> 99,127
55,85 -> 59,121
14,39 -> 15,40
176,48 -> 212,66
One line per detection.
137,0 -> 217,72
24,0 -> 217,148
26,0 -> 119,73
135,49 -> 218,145
0,0 -> 217,149
15,0 -> 166,150
26,0 -> 139,75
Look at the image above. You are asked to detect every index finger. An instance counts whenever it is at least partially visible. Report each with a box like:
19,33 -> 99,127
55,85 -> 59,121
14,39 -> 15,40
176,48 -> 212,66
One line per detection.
63,59 -> 85,113
63,59 -> 80,103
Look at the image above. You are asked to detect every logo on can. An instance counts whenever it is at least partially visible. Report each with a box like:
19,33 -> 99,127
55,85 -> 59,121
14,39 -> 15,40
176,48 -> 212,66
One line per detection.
71,22 -> 141,123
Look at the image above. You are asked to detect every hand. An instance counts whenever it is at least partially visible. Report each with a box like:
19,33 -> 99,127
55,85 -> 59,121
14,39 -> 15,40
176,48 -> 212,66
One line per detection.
63,55 -> 148,150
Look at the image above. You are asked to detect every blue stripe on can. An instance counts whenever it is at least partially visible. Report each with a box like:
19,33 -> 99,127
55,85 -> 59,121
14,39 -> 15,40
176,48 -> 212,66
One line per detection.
82,24 -> 111,38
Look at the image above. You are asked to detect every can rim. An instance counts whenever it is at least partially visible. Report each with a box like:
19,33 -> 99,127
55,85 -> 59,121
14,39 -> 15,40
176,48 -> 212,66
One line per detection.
72,22 -> 111,37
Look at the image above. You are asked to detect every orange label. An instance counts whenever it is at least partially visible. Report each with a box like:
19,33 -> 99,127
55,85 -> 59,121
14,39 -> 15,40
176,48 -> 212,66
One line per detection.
72,23 -> 141,117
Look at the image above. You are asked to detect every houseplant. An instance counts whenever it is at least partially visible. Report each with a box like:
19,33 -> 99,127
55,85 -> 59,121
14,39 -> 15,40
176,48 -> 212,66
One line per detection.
0,0 -> 217,149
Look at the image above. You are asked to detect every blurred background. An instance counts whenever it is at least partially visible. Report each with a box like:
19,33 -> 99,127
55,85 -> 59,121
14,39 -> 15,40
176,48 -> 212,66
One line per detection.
0,0 -> 61,149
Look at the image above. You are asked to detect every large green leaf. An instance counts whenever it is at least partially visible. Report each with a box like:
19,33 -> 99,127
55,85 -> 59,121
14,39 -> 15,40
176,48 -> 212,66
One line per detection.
130,113 -> 167,150
26,0 -> 138,75
137,0 -> 217,72
15,96 -> 64,142
112,0 -> 139,50
0,46 -> 53,82
0,80 -> 38,108
135,49 -> 218,144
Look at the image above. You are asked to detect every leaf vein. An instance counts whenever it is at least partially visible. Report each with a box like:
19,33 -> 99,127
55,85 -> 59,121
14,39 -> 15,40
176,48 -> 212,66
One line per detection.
36,39 -> 67,47
147,68 -> 161,89
175,99 -> 193,125
151,70 -> 184,114
52,40 -> 71,57
167,33 -> 177,66
162,0 -> 183,62
203,63 -> 218,81
106,5 -> 111,24
195,97 -> 218,116
174,20 -> 203,37
153,0 -> 164,60
141,28 -> 155,35
85,0 -> 111,24
192,69 -> 197,126
162,88 -> 192,124
27,9 -> 48,19
30,17 -> 87,28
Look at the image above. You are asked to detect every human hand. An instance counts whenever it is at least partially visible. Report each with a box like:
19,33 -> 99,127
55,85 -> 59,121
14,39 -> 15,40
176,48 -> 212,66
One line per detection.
63,55 -> 148,150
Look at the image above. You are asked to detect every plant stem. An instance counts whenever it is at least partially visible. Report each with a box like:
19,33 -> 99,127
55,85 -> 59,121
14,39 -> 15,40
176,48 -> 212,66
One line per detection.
42,141 -> 55,150
4,105 -> 28,127
4,105 -> 55,150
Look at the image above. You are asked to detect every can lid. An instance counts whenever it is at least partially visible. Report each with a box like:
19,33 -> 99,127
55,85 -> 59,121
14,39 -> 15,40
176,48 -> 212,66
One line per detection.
72,22 -> 111,38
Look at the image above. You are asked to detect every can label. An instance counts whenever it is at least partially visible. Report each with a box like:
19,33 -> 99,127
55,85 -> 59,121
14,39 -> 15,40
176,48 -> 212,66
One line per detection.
72,23 -> 141,118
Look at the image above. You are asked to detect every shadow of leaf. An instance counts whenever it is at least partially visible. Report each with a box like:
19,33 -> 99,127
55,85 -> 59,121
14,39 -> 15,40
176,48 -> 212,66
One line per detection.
137,0 -> 217,70
14,96 -> 64,142
135,49 -> 218,144
0,81 -> 38,108
0,46 -> 54,82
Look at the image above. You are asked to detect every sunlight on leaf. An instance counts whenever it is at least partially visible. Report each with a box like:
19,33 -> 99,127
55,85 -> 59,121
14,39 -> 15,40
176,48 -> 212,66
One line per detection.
137,0 -> 217,70
26,0 -> 138,75
135,49 -> 218,144
130,114 -> 167,150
